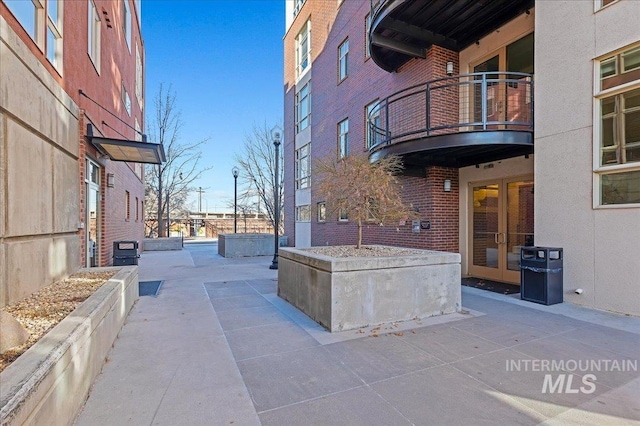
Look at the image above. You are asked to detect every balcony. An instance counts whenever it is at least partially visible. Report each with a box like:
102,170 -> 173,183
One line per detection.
368,72 -> 534,168
369,0 -> 534,72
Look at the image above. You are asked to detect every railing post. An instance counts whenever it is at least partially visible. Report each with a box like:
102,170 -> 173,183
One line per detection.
481,73 -> 487,130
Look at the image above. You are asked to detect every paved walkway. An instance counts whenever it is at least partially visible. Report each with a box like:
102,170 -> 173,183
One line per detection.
76,241 -> 640,425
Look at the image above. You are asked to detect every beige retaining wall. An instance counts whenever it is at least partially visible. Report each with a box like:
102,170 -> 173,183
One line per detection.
0,266 -> 138,425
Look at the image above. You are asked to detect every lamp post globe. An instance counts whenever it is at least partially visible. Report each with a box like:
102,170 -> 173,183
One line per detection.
232,167 -> 239,234
269,128 -> 282,270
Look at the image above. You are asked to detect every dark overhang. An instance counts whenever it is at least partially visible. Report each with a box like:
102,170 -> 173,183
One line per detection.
370,0 -> 534,72
86,124 -> 165,164
369,131 -> 533,168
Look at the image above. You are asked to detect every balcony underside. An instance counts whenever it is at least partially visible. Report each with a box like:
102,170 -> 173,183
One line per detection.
369,131 -> 533,168
370,0 -> 534,72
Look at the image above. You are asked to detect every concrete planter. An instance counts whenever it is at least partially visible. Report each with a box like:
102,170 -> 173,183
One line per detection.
218,234 -> 287,258
143,237 -> 182,251
278,246 -> 461,332
0,266 -> 138,425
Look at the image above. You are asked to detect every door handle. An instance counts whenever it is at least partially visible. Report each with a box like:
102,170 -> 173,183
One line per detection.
495,233 -> 500,245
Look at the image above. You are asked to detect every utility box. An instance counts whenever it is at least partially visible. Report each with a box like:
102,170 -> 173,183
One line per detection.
520,247 -> 563,305
113,241 -> 139,266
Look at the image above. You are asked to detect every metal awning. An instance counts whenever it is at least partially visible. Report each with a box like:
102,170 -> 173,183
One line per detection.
86,124 -> 165,164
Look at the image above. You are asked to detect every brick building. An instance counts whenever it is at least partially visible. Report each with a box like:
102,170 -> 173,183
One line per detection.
0,0 -> 163,307
283,0 -> 640,316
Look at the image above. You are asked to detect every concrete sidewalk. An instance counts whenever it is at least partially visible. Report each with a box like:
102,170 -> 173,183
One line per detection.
76,241 -> 640,425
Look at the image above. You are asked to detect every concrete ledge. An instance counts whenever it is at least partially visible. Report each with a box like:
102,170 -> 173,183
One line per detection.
219,234 -> 285,258
278,246 -> 461,332
0,266 -> 139,425
143,237 -> 182,251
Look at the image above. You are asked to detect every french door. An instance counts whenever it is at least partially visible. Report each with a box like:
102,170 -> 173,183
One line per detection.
469,177 -> 534,284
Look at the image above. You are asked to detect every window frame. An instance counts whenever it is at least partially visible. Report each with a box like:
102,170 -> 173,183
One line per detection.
125,190 -> 131,220
338,207 -> 349,222
317,202 -> 326,222
365,100 -> 381,149
338,38 -> 349,82
45,0 -> 63,72
338,118 -> 349,159
594,44 -> 640,207
122,0 -> 131,51
296,19 -> 311,78
295,81 -> 311,133
88,0 -> 101,73
135,45 -> 143,108
295,143 -> 311,190
4,0 -> 45,47
122,81 -> 132,116
295,205 -> 311,222
594,0 -> 618,12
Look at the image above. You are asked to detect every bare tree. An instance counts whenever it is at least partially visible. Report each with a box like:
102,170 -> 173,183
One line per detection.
315,153 -> 415,248
234,123 -> 284,232
145,84 -> 210,237
226,191 -> 258,233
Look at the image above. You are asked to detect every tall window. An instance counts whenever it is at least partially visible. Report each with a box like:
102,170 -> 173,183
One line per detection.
296,20 -> 310,78
596,44 -> 640,205
295,205 -> 311,222
338,38 -> 349,81
293,0 -> 306,17
122,0 -> 131,51
295,143 -> 310,189
122,81 -> 131,115
4,0 -> 43,43
88,0 -> 101,72
46,0 -> 62,71
317,202 -> 326,222
135,45 -> 143,108
295,81 -> 311,133
366,100 -> 381,148
135,197 -> 139,221
338,119 -> 349,158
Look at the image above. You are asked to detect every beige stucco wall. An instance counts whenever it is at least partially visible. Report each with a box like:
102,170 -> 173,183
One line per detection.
535,0 -> 640,316
0,16 -> 80,307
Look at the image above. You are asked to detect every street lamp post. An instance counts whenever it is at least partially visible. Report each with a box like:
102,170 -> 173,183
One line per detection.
269,129 -> 282,270
232,167 -> 239,233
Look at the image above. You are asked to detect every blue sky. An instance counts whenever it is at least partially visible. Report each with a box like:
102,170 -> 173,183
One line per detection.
142,0 -> 284,212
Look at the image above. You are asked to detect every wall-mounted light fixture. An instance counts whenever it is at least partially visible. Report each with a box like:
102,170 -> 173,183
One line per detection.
107,173 -> 115,188
446,61 -> 454,75
444,179 -> 451,192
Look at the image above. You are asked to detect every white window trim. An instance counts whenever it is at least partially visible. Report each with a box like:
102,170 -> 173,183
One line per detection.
295,81 -> 311,133
123,0 -> 131,52
135,45 -> 144,108
593,51 -> 640,208
295,205 -> 311,222
88,0 -> 101,73
317,202 -> 326,222
338,118 -> 349,158
366,100 -> 381,149
338,38 -> 349,82
295,143 -> 311,189
594,0 -> 618,13
46,0 -> 63,72
295,19 -> 311,80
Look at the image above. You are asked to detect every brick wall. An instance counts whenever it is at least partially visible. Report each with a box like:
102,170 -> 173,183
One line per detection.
284,1 -> 461,252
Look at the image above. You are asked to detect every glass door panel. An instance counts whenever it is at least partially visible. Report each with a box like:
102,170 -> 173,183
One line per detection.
471,184 -> 500,273
469,178 -> 534,284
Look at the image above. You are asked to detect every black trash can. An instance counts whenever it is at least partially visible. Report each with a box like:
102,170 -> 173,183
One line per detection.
520,247 -> 563,305
113,241 -> 139,266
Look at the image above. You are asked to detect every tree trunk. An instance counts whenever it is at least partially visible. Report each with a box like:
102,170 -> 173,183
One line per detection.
357,218 -> 363,249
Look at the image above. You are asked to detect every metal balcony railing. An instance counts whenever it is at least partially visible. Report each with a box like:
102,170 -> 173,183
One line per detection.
367,72 -> 534,151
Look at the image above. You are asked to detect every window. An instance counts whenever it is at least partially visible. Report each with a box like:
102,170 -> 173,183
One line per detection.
295,205 -> 311,222
595,0 -> 617,11
338,208 -> 348,222
125,191 -> 131,219
296,20 -> 310,77
338,119 -> 349,158
135,197 -> 139,221
596,45 -> 640,205
295,143 -> 310,189
122,81 -> 131,115
338,38 -> 349,81
135,45 -> 143,108
293,0 -> 306,17
317,202 -> 326,222
295,81 -> 311,133
46,0 -> 62,70
366,100 -> 381,148
5,0 -> 43,44
364,13 -> 371,59
122,0 -> 131,51
88,0 -> 101,72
